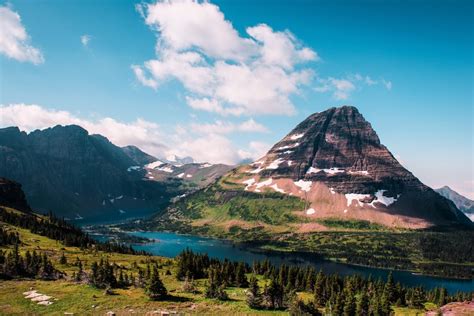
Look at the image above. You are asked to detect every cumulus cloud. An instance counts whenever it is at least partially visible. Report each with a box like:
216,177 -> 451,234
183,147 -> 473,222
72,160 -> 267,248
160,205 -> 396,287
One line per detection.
0,6 -> 44,64
80,34 -> 91,47
133,0 -> 317,116
316,74 -> 392,100
0,103 -> 166,157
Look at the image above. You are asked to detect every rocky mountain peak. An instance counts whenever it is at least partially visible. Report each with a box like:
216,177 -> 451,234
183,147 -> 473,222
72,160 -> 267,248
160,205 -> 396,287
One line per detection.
235,105 -> 471,228
251,105 -> 418,195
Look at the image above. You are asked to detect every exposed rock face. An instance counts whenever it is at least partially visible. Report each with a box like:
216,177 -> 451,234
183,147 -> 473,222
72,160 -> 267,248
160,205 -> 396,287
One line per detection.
0,177 -> 31,212
121,145 -> 157,166
256,106 -> 421,192
237,106 -> 471,228
0,125 -> 181,218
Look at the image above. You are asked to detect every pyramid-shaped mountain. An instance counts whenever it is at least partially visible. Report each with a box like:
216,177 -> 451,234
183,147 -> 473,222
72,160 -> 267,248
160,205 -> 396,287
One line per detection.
229,106 -> 470,228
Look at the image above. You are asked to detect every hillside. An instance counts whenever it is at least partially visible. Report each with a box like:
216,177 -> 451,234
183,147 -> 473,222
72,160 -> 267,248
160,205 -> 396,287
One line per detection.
2,181 -> 466,315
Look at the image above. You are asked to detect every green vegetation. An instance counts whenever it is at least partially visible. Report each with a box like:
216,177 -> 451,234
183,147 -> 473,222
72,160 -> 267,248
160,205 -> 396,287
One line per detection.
316,218 -> 385,231
174,184 -> 305,226
1,205 -> 471,315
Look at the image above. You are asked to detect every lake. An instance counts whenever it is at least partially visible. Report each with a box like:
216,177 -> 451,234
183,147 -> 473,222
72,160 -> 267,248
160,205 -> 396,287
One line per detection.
127,231 -> 473,294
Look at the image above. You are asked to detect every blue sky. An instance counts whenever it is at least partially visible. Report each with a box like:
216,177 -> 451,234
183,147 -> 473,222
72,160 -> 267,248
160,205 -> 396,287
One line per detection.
0,0 -> 472,197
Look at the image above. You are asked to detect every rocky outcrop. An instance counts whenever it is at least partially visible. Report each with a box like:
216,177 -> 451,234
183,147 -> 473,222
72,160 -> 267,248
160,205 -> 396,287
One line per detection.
0,177 -> 31,212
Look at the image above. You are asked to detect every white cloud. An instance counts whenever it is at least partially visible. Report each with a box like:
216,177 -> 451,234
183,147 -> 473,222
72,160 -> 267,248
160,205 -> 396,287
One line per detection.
237,141 -> 271,162
0,103 -> 166,157
134,0 -> 317,116
166,133 -> 240,165
80,34 -> 91,47
190,119 -> 268,134
0,6 -> 44,64
316,74 -> 392,100
315,77 -> 355,100
132,65 -> 158,89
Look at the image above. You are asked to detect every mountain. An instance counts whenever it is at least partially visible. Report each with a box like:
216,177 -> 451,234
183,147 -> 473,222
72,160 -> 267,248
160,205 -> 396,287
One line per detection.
0,125 -> 182,218
435,186 -> 474,220
151,105 -> 471,234
121,145 -> 158,166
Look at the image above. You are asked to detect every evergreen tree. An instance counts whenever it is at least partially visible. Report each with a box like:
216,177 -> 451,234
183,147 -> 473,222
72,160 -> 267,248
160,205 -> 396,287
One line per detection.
246,274 -> 262,309
343,293 -> 356,316
59,252 -> 67,265
355,291 -> 369,316
146,266 -> 167,300
235,262 -> 249,288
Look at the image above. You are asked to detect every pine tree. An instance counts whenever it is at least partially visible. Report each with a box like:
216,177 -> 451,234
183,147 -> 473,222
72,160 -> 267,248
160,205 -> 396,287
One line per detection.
246,275 -> 262,309
235,262 -> 249,288
437,288 -> 447,307
314,270 -> 325,307
343,293 -> 356,316
379,292 -> 391,316
75,258 -> 83,281
355,291 -> 369,316
59,252 -> 67,265
384,271 -> 395,303
146,266 -> 167,300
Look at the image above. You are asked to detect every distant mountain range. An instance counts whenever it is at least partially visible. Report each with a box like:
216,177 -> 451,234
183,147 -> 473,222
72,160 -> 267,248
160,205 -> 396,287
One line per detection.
151,105 -> 471,234
0,125 -> 231,219
435,186 -> 474,221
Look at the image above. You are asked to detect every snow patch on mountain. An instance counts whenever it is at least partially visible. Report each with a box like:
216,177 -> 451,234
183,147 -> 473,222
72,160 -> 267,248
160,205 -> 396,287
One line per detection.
266,158 -> 285,170
349,170 -> 369,176
370,190 -> 398,207
345,193 -> 371,207
294,180 -> 312,192
290,133 -> 305,140
306,167 -> 321,174
242,178 -> 256,191
305,208 -> 315,215
255,178 -> 273,192
270,183 -> 285,193
157,166 -> 174,173
145,160 -> 164,169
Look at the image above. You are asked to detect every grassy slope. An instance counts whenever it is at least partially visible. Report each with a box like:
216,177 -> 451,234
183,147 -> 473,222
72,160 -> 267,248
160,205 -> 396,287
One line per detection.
146,176 -> 474,279
0,210 -> 430,315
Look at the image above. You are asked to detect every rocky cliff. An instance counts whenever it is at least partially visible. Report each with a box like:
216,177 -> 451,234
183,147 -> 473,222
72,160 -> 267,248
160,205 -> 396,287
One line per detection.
0,177 -> 31,212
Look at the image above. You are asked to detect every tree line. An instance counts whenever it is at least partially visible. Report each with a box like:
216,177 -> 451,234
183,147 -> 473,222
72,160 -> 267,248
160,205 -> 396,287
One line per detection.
0,207 -> 146,255
176,249 -> 473,315
0,244 -> 62,280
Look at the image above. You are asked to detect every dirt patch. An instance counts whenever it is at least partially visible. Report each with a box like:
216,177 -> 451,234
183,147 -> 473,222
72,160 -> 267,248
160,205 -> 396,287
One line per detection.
426,300 -> 474,316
